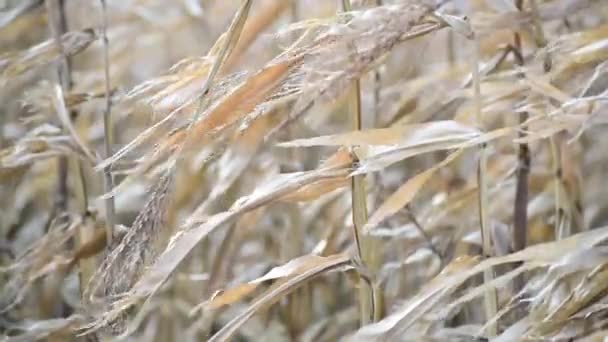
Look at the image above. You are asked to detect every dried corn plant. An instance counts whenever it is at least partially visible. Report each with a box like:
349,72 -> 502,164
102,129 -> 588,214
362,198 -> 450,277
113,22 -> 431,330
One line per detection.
1,0 -> 608,341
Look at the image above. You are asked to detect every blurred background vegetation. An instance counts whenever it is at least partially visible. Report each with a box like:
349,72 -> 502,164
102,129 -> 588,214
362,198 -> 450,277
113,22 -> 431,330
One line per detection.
1,0 -> 608,341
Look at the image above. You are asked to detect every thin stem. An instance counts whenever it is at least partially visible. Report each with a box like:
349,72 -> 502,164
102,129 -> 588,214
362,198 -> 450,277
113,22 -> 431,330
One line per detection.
550,138 -> 564,238
405,206 -> 443,266
46,1 -> 90,217
473,34 -> 498,337
529,0 -> 563,239
478,146 -> 498,337
350,85 -> 375,326
45,0 -> 70,215
46,2 -> 95,309
342,0 -> 364,260
512,0 -> 529,257
52,83 -> 91,213
373,63 -> 381,129
511,0 -> 530,297
373,0 -> 382,128
341,0 -> 381,325
99,0 -> 115,245
77,163 -> 89,215
44,0 -> 95,318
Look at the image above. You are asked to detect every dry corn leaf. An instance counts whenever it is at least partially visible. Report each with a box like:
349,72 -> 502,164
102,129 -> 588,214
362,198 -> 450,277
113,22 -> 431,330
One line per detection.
279,120 -> 480,148
200,254 -> 347,312
209,253 -> 352,342
365,150 -> 463,232
279,147 -> 352,202
82,165 -> 349,334
351,226 -> 608,340
0,28 -> 96,84
3,0 -> 608,340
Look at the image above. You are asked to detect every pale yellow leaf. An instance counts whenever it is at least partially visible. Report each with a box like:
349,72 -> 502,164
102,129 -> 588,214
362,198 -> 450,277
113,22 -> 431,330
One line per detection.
365,150 -> 463,231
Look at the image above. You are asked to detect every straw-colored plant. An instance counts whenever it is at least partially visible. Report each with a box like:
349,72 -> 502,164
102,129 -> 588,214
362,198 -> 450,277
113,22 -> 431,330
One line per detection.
1,0 -> 608,341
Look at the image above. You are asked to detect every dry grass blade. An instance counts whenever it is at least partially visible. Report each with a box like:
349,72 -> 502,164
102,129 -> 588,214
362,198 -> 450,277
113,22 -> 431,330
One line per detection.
0,125 -> 90,167
354,126 -> 515,175
183,57 -> 297,150
0,28 -> 96,84
181,0 -> 254,129
50,83 -> 96,163
3,315 -> 84,342
278,120 -> 481,148
278,147 -> 352,202
350,227 -> 608,340
81,165 -> 349,334
94,0 -> 253,173
195,254 -> 348,313
350,254 -> 483,341
208,254 -> 352,342
82,9 -> 258,323
365,150 -> 462,232
222,0 -> 290,71
1,215 -> 79,313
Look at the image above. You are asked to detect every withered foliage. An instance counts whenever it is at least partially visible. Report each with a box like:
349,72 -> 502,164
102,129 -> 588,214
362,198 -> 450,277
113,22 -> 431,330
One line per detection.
1,0 -> 608,341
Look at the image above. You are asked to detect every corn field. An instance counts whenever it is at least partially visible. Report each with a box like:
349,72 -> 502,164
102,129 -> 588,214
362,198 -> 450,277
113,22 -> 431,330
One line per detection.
1,0 -> 608,341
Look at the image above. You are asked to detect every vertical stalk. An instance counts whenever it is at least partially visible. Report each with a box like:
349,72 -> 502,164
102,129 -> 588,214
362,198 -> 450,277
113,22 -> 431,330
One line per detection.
372,0 -> 382,129
529,0 -> 562,239
550,139 -> 565,238
99,0 -> 116,245
44,0 -> 93,320
512,0 -> 530,284
474,35 -> 498,337
372,62 -> 381,130
47,0 -> 93,305
341,0 -> 380,325
45,0 -> 71,216
369,7 -> 385,319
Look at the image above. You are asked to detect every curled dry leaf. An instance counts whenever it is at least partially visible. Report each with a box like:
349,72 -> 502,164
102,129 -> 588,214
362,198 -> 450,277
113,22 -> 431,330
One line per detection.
209,253 -> 352,342
197,254 -> 349,312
